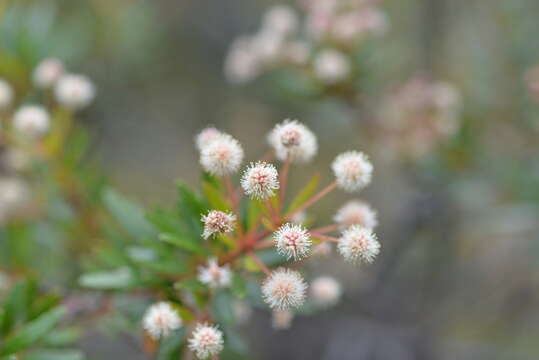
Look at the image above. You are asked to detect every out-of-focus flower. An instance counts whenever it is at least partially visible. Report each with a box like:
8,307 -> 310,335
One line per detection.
224,37 -> 262,84
310,276 -> 342,306
334,200 -> 378,229
13,105 -> 50,137
262,268 -> 307,310
142,302 -> 182,340
0,178 -> 30,222
332,151 -> 373,192
200,134 -> 244,176
312,49 -> 351,84
263,5 -> 298,35
241,162 -> 280,200
338,225 -> 380,264
201,210 -> 236,239
197,258 -> 232,289
0,79 -> 14,109
272,309 -> 294,329
268,119 -> 318,163
312,241 -> 332,256
274,223 -> 312,260
33,58 -> 64,89
188,323 -> 224,359
55,74 -> 96,110
195,127 -> 222,151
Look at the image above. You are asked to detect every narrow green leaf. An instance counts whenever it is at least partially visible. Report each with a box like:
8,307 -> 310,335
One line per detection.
103,188 -> 154,238
159,233 -> 208,255
78,267 -> 136,290
287,174 -> 320,213
23,349 -> 85,360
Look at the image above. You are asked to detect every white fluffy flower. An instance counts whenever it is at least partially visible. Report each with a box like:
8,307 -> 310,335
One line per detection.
188,323 -> 224,359
195,127 -> 222,151
13,105 -> 50,137
0,178 -> 30,217
268,119 -> 318,163
338,225 -> 380,264
312,49 -> 350,84
201,210 -> 236,239
142,302 -> 182,340
200,134 -> 244,176
262,268 -> 307,310
241,162 -> 279,200
310,276 -> 342,306
55,74 -> 95,110
0,79 -> 13,109
33,58 -> 64,88
224,37 -> 261,84
272,310 -> 294,329
197,258 -> 232,289
263,5 -> 298,35
274,223 -> 311,260
332,151 -> 373,192
334,200 -> 378,229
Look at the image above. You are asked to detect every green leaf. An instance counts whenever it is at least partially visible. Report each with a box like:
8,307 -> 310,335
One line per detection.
231,274 -> 247,298
174,279 -> 206,292
212,291 -> 235,326
78,267 -> 136,290
156,328 -> 185,360
103,188 -> 154,239
0,279 -> 37,336
176,182 -> 208,237
23,349 -> 85,360
202,182 -> 230,212
146,209 -> 183,234
41,327 -> 81,347
287,174 -> 320,213
159,233 -> 208,255
0,307 -> 65,356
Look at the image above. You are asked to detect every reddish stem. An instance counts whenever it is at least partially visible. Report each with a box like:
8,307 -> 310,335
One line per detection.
248,251 -> 271,276
309,232 -> 339,243
286,182 -> 338,221
309,223 -> 340,235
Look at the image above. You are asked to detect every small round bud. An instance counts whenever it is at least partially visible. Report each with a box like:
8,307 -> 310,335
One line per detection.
13,105 -> 50,137
262,268 -> 307,310
310,276 -> 342,306
195,127 -> 222,151
224,37 -> 261,84
241,162 -> 279,200
274,223 -> 312,260
313,49 -> 350,84
338,225 -> 380,264
0,79 -> 14,109
201,210 -> 236,239
267,119 -> 318,164
263,5 -> 298,35
142,302 -> 182,340
332,151 -> 373,192
55,74 -> 95,110
197,258 -> 232,289
334,200 -> 377,230
33,58 -> 64,89
188,323 -> 224,359
200,134 -> 244,176
272,310 -> 294,330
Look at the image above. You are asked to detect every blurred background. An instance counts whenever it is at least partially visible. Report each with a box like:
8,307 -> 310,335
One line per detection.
1,0 -> 539,359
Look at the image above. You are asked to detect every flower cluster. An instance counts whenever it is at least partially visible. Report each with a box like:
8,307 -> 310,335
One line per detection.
224,0 -> 388,85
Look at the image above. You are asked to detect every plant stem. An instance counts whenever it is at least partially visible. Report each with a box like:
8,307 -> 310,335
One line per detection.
309,232 -> 339,243
286,181 -> 338,221
247,251 -> 271,276
309,223 -> 340,234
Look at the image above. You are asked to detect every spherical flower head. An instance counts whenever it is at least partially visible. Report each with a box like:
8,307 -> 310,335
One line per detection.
195,127 -> 222,151
224,37 -> 262,84
262,268 -> 307,310
267,119 -> 318,164
310,276 -> 342,307
0,178 -> 30,210
197,258 -> 232,289
263,5 -> 298,35
142,302 -> 182,340
334,200 -> 378,230
241,162 -> 279,200
200,134 -> 244,176
0,79 -> 14,110
272,309 -> 294,330
338,225 -> 380,264
188,323 -> 224,359
332,151 -> 373,192
201,210 -> 236,239
312,49 -> 351,85
55,74 -> 95,110
13,105 -> 50,137
33,58 -> 64,89
274,223 -> 312,260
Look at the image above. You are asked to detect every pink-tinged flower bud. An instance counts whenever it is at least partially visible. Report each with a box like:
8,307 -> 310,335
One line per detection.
334,200 -> 378,230
13,105 -> 50,137
197,258 -> 232,289
200,134 -> 244,176
268,119 -> 318,163
195,127 -> 222,151
55,74 -> 95,110
310,276 -> 342,306
142,302 -> 182,340
274,223 -> 312,260
332,151 -> 373,192
263,5 -> 298,35
241,162 -> 279,200
0,79 -> 13,110
262,268 -> 307,310
338,225 -> 380,264
312,49 -> 350,84
188,323 -> 224,359
201,210 -> 236,239
33,58 -> 64,89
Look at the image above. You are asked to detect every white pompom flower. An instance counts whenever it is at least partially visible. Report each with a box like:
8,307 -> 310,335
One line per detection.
338,225 -> 380,264
188,323 -> 224,359
197,258 -> 232,289
332,151 -> 373,192
267,119 -> 318,164
33,58 -> 64,89
241,162 -> 279,200
274,223 -> 312,260
0,79 -> 13,109
334,200 -> 378,230
263,5 -> 298,35
13,105 -> 50,137
262,268 -> 307,310
142,302 -> 182,340
312,49 -> 351,84
200,134 -> 244,176
195,127 -> 222,151
55,74 -> 96,110
310,276 -> 342,307
201,210 -> 236,239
